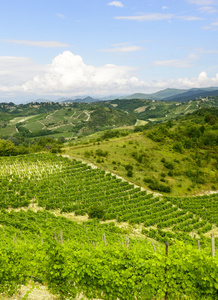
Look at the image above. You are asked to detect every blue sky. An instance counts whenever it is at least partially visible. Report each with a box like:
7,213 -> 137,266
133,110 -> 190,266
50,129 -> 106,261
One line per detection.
1,0 -> 218,101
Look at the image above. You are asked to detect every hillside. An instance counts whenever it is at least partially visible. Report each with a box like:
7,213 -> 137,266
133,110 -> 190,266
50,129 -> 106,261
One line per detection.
0,152 -> 218,299
66,107 -> 218,196
121,87 -> 218,102
0,96 -> 217,143
108,96 -> 218,123
0,101 -> 136,141
0,99 -> 218,299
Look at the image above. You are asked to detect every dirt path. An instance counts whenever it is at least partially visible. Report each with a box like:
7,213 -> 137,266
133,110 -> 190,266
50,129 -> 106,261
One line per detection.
2,284 -> 100,300
46,110 -> 58,119
84,110 -> 90,121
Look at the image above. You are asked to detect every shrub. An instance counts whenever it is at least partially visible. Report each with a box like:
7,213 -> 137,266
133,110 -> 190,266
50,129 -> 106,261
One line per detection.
88,205 -> 105,219
127,170 -> 133,177
173,142 -> 184,154
95,149 -> 108,157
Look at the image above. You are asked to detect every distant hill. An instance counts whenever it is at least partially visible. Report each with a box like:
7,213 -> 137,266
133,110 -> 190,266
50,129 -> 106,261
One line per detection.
121,89 -> 188,100
63,96 -> 102,103
162,88 -> 218,102
121,87 -> 218,102
0,95 -> 217,140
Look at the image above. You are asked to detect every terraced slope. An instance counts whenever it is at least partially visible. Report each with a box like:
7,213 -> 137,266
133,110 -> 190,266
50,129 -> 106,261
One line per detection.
1,153 -> 217,246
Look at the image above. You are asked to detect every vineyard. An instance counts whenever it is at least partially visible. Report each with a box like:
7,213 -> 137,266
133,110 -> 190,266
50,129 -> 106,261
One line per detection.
0,153 -> 218,299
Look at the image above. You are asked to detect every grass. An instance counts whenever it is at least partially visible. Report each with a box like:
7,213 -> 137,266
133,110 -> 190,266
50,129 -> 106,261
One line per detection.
135,119 -> 148,126
24,121 -> 44,132
65,130 -> 217,197
9,115 -> 36,125
0,125 -> 17,136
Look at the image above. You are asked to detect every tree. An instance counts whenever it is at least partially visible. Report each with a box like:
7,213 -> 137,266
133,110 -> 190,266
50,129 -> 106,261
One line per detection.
0,139 -> 17,156
88,205 -> 105,219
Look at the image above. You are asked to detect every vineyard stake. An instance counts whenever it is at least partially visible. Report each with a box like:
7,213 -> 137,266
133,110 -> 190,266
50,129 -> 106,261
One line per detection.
103,233 -> 107,247
211,234 -> 215,257
53,231 -> 57,240
165,242 -> 169,300
151,240 -> 156,252
60,229 -> 63,244
165,242 -> 169,256
126,237 -> 129,251
198,240 -> 200,251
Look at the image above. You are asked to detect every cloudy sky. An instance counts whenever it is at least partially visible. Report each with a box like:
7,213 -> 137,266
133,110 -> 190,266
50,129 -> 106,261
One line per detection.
1,0 -> 218,101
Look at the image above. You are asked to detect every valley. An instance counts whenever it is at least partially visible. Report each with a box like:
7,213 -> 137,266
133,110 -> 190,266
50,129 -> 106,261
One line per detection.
0,96 -> 217,299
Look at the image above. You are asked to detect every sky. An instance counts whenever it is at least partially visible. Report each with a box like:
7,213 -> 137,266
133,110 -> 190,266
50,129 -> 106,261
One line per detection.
1,0 -> 218,102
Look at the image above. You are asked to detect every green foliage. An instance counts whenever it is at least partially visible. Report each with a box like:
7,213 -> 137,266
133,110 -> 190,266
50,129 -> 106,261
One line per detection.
8,240 -> 218,300
45,239 -> 77,299
127,169 -> 133,177
0,139 -> 17,156
0,152 -> 218,298
173,141 -> 184,153
101,129 -> 129,140
88,205 -> 105,219
0,245 -> 28,296
95,149 -> 108,157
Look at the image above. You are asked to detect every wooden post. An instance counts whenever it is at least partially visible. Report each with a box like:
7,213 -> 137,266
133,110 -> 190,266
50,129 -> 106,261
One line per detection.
198,240 -> 200,251
103,233 -> 107,247
165,242 -> 169,300
151,240 -> 156,252
60,229 -> 63,244
211,234 -> 215,257
165,242 -> 169,256
126,237 -> 129,250
13,233 -> 17,248
41,238 -> 43,245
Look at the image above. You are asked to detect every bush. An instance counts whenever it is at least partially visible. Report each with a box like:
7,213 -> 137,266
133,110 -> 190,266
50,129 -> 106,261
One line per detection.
95,149 -> 108,157
148,180 -> 171,193
88,205 -> 105,219
163,161 -> 174,170
173,142 -> 184,154
127,170 -> 133,177
124,164 -> 133,171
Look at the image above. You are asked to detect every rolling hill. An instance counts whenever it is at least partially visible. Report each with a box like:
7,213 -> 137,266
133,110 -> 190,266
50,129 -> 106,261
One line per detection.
0,99 -> 217,299
121,87 -> 218,102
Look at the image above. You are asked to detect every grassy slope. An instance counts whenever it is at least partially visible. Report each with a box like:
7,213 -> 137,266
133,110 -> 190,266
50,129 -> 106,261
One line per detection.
65,109 -> 218,197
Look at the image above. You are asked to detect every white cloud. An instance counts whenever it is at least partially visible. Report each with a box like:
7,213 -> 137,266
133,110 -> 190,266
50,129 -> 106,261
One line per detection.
114,13 -> 173,21
198,6 -> 218,13
114,13 -> 202,21
153,59 -> 192,68
162,6 -> 168,10
188,0 -> 218,5
177,16 -> 203,20
1,52 -> 218,98
141,72 -> 218,91
108,1 -> 124,8
57,13 -> 66,19
203,20 -> 218,29
153,54 -> 200,68
101,46 -> 143,52
196,47 -> 218,53
211,21 -> 218,25
1,39 -> 69,48
0,56 -> 45,86
20,51 -> 143,95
